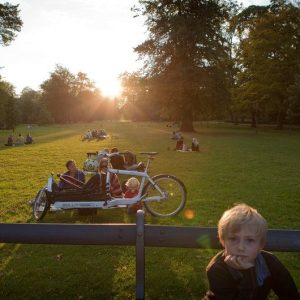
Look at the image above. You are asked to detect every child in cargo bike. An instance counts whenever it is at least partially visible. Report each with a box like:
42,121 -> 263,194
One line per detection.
124,177 -> 142,214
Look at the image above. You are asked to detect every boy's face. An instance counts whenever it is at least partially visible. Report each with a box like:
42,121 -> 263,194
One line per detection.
223,227 -> 263,265
67,161 -> 77,172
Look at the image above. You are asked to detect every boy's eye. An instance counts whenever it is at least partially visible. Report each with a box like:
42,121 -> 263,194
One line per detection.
228,237 -> 238,242
246,238 -> 255,243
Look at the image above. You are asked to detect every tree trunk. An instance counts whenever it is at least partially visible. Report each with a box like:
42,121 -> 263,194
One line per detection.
180,110 -> 194,132
276,111 -> 285,130
251,110 -> 257,128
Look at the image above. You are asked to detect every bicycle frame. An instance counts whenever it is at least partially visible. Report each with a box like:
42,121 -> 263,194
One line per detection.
47,152 -> 166,211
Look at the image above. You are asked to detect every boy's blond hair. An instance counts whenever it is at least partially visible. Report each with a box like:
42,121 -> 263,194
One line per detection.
218,203 -> 268,246
125,177 -> 140,190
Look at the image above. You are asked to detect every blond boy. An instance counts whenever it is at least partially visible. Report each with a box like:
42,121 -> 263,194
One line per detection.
203,204 -> 299,300
125,177 -> 142,214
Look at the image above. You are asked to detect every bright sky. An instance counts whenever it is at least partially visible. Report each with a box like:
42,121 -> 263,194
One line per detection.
0,0 -> 269,98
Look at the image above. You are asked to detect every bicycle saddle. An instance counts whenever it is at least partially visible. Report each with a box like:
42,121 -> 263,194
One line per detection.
139,152 -> 158,156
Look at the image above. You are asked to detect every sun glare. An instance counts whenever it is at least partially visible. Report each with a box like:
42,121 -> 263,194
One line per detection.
92,75 -> 122,99
84,54 -> 125,99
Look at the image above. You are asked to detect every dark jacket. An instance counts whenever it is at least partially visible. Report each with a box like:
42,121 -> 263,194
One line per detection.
84,172 -> 122,197
110,154 -> 125,170
58,170 -> 85,189
203,250 -> 300,300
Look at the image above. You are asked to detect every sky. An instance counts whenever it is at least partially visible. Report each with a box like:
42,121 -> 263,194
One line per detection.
0,0 -> 269,98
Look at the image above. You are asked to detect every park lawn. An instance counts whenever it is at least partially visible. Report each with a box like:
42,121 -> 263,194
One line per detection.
0,121 -> 299,299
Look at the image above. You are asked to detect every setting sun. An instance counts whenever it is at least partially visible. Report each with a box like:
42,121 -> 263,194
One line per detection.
0,0 -> 145,95
94,76 -> 122,99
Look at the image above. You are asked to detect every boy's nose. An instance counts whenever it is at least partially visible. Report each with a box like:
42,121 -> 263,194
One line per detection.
237,240 -> 245,251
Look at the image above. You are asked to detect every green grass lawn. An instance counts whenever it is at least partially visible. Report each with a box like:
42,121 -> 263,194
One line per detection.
0,121 -> 299,299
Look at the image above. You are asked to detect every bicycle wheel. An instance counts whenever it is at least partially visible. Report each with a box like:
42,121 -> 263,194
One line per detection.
143,174 -> 187,217
32,187 -> 49,221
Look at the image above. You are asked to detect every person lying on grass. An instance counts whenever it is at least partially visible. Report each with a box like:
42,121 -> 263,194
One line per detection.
203,203 -> 300,300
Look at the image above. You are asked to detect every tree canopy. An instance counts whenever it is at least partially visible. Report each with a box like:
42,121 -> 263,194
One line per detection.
132,0 -> 233,131
0,2 -> 23,46
234,0 -> 300,128
40,65 -> 120,123
0,79 -> 15,129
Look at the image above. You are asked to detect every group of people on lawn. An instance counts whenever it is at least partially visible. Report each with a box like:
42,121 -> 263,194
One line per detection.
4,133 -> 33,146
171,131 -> 200,152
57,148 -> 142,213
82,129 -> 108,141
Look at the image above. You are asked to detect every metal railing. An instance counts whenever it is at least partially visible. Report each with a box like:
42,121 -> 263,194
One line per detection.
1,210 -> 300,300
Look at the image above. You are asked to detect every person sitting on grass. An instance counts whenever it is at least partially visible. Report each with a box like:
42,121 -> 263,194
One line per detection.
15,133 -> 25,146
171,131 -> 177,140
58,159 -> 85,190
110,147 -> 125,170
191,137 -> 199,152
84,158 -> 123,197
175,136 -> 184,150
202,203 -> 300,300
124,177 -> 142,214
4,134 -> 14,146
123,150 -> 145,171
25,133 -> 33,144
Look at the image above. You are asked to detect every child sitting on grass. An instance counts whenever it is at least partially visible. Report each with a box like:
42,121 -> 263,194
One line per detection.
203,203 -> 300,300
125,177 -> 142,214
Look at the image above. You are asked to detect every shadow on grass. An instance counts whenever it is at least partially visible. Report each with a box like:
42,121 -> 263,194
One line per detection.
0,209 -> 136,299
144,247 -> 208,299
37,207 -> 133,224
0,242 -> 126,300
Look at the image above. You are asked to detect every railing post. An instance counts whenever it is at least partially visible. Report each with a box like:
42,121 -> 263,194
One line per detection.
136,210 -> 145,300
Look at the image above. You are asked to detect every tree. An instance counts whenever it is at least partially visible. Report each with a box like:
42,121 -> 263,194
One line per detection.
40,65 -> 76,123
120,72 -> 160,121
133,0 -> 231,131
40,65 -> 115,123
0,79 -> 15,128
5,96 -> 17,130
234,0 -> 300,128
18,87 -> 40,123
0,2 -> 23,46
71,72 -> 98,122
287,68 -> 300,125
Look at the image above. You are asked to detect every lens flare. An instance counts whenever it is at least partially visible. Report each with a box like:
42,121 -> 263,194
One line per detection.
197,234 -> 212,249
184,208 -> 195,219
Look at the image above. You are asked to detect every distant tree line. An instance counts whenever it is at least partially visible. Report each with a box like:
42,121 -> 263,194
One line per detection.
1,0 -> 300,131
0,65 -> 121,129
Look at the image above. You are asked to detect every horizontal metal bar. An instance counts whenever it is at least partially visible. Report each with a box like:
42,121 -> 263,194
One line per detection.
145,226 -> 220,249
0,223 -> 136,245
144,225 -> 300,252
0,223 -> 299,252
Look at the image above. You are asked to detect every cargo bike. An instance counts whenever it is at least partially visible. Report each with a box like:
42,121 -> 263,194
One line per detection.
32,152 -> 187,220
